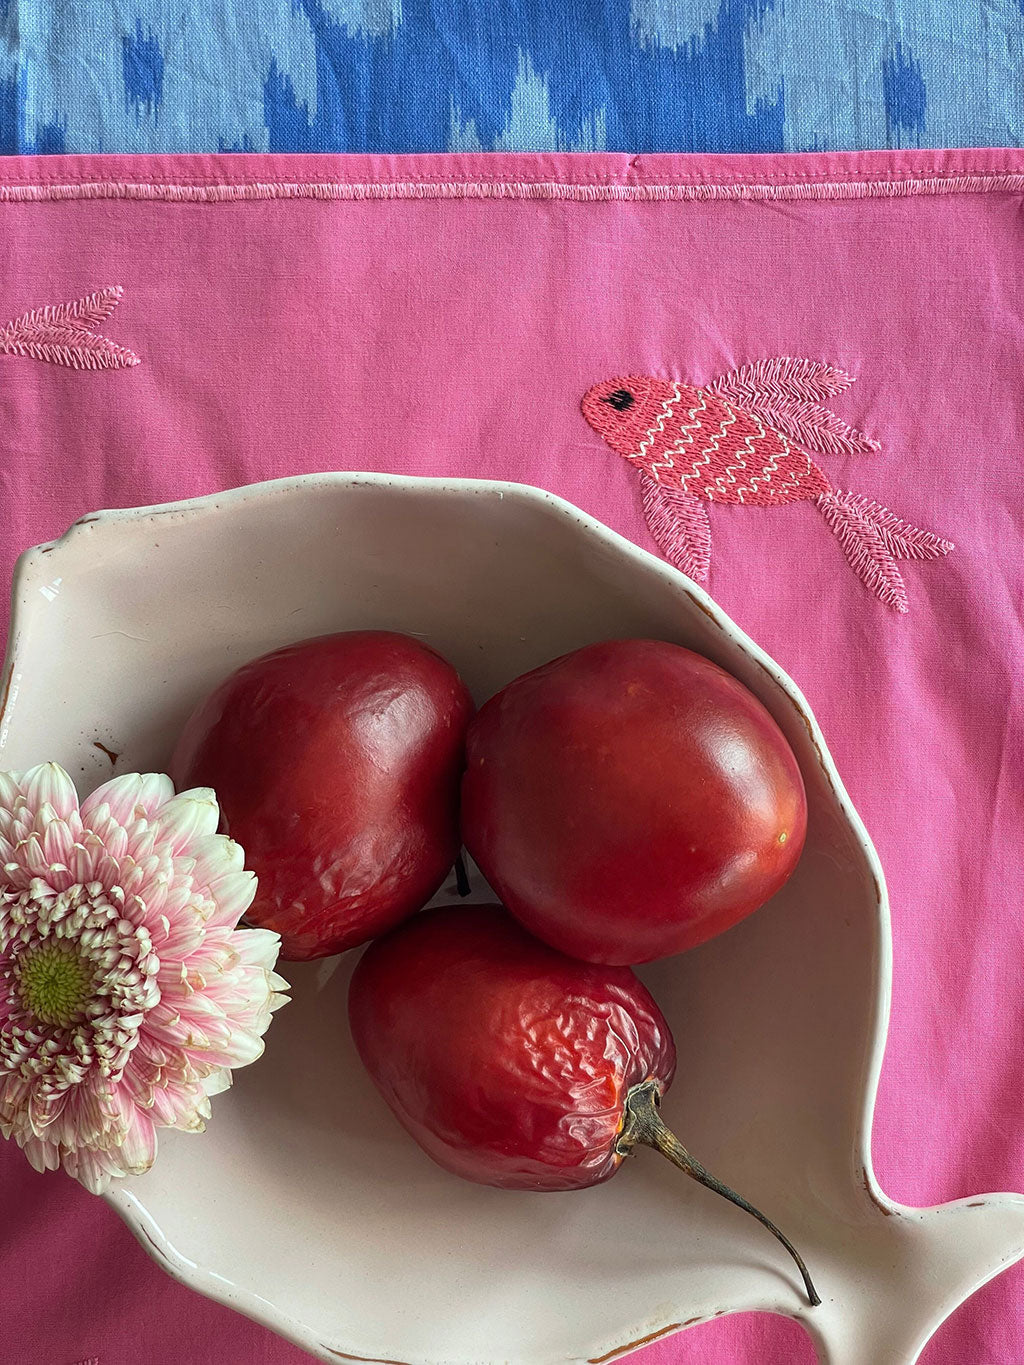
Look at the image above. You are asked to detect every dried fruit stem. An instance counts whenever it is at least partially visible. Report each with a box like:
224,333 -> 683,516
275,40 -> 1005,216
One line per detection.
454,853 -> 471,898
618,1080 -> 820,1308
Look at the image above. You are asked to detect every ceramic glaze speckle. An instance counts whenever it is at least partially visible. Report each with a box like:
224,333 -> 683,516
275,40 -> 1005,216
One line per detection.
1,473 -> 1022,1365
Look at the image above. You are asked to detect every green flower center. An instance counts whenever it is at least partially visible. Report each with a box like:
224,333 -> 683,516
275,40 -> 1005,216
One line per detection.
17,942 -> 93,1027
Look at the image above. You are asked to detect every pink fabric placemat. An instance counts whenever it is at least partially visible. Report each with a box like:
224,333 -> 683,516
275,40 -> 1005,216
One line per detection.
0,148 -> 1021,1365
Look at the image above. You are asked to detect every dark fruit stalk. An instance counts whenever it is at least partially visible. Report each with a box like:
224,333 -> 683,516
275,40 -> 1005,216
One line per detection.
454,852 -> 472,898
617,1080 -> 820,1307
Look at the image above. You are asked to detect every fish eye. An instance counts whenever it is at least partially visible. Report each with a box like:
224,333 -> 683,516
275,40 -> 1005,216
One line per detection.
603,389 -> 635,413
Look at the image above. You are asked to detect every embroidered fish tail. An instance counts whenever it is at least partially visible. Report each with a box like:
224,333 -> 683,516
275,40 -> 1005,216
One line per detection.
816,489 -> 911,612
816,489 -> 953,611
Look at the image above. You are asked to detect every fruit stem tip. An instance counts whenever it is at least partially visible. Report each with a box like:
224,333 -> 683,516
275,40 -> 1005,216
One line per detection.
618,1080 -> 821,1308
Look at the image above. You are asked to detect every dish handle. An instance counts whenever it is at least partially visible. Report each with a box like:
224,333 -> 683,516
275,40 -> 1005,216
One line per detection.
803,1194 -> 1024,1365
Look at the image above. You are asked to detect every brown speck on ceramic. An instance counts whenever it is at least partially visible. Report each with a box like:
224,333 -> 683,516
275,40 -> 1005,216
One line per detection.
588,1322 -> 683,1363
323,1348 -> 414,1365
0,665 -> 13,728
683,590 -> 718,623
93,741 -> 119,766
862,1168 -> 894,1215
137,1224 -> 170,1264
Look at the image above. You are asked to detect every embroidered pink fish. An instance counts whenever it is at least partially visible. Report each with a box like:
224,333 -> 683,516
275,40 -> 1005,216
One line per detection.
581,358 -> 953,612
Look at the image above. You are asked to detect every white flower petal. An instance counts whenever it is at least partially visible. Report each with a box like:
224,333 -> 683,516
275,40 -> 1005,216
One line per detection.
232,927 -> 283,972
20,1133 -> 60,1175
214,1030 -> 266,1067
18,834 -> 50,878
41,817 -> 74,867
189,833 -> 245,890
66,1145 -> 116,1194
173,785 -> 218,810
152,791 -> 220,854
206,870 -> 257,927
175,1100 -> 210,1133
119,1110 -> 158,1175
202,1066 -> 233,1098
82,772 -> 174,828
67,835 -> 103,882
2,857 -> 31,890
20,763 -> 80,820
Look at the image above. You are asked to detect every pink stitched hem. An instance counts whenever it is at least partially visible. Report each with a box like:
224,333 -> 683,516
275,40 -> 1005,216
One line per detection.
4,174 -> 1024,204
1,148 -> 1024,203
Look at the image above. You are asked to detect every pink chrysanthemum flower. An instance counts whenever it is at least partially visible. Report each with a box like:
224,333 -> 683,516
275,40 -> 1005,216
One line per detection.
0,763 -> 288,1193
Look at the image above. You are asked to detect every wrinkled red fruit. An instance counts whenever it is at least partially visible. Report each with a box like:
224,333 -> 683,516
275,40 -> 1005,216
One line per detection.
351,902 -> 673,1190
349,904 -> 819,1305
171,631 -> 473,960
461,639 -> 807,965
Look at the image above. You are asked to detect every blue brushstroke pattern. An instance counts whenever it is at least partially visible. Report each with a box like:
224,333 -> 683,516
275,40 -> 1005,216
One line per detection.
0,59 -> 66,154
122,19 -> 165,120
0,0 -> 1023,154
882,42 -> 926,145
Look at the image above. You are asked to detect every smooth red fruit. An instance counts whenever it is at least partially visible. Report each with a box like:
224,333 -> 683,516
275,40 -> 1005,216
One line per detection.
348,904 -> 819,1305
171,631 -> 473,960
461,639 -> 807,965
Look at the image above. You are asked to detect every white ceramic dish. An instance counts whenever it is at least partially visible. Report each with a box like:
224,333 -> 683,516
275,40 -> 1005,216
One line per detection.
2,474 -> 1022,1365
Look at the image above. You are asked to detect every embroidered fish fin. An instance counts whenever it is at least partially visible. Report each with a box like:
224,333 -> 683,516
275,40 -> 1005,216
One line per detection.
835,494 -> 954,561
639,475 -> 712,583
734,397 -> 879,460
816,490 -> 910,611
0,285 -> 140,370
710,359 -> 878,460
709,357 -> 855,404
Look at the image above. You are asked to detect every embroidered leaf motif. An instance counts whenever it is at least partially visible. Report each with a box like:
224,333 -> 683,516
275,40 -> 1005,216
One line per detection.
639,474 -> 712,582
0,286 -> 140,370
17,286 -> 123,331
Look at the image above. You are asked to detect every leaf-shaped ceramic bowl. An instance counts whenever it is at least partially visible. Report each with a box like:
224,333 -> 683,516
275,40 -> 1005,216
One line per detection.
2,474 -> 1022,1365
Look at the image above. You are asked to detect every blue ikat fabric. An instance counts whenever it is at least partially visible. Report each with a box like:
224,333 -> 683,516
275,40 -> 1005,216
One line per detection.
1,1 -> 1022,156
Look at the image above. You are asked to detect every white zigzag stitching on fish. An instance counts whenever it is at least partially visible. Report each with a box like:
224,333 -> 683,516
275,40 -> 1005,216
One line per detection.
650,390 -> 714,485
717,408 -> 777,502
694,408 -> 739,476
704,411 -> 748,498
637,382 -> 683,475
671,403 -> 739,492
660,389 -> 712,477
700,408 -> 740,460
745,443 -> 816,502
738,416 -> 791,502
